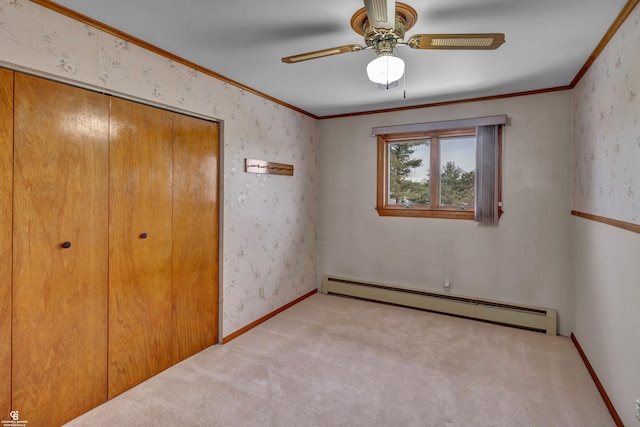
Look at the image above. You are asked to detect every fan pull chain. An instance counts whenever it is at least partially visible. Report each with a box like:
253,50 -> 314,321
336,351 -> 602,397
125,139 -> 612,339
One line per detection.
387,57 -> 390,90
403,67 -> 406,99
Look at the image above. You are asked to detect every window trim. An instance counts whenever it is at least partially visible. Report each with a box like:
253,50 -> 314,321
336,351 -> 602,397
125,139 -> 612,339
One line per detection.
375,126 -> 502,220
372,115 -> 507,136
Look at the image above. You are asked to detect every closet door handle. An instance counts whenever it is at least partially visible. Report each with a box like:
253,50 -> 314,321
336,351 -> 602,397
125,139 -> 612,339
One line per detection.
61,241 -> 72,249
140,233 -> 148,239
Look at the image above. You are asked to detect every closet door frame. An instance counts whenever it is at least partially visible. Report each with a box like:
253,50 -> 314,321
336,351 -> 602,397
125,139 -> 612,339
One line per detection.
3,69 -> 222,415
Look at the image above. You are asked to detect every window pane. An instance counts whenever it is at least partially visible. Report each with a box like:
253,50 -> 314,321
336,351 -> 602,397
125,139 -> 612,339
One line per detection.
439,136 -> 476,208
387,140 -> 430,206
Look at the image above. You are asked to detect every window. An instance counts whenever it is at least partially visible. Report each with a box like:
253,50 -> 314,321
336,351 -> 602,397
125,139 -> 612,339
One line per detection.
375,117 -> 504,220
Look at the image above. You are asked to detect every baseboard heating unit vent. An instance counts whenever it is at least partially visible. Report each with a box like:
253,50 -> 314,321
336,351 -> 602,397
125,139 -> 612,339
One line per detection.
322,275 -> 557,335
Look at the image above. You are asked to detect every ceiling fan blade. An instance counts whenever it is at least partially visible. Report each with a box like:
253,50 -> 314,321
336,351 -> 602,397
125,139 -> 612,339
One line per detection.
407,33 -> 505,50
364,0 -> 396,29
282,44 -> 365,63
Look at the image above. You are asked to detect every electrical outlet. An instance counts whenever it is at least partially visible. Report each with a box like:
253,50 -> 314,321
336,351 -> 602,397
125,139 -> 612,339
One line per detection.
443,282 -> 451,292
259,287 -> 265,299
635,398 -> 640,421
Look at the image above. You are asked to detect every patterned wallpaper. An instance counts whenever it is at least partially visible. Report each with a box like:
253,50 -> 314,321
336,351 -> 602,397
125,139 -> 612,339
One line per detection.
0,0 -> 318,337
573,4 -> 640,224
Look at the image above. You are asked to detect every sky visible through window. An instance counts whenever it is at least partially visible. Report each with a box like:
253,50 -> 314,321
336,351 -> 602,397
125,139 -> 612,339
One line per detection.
408,136 -> 475,182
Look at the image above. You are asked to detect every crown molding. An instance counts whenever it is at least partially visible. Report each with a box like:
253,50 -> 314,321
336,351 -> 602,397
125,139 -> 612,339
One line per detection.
30,0 -> 319,120
30,0 -> 640,120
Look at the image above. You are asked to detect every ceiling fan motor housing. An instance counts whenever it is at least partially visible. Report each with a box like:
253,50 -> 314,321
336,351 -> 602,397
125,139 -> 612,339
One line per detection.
373,39 -> 397,57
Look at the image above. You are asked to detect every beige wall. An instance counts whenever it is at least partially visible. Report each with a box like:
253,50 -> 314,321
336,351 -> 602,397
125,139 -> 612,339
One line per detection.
318,91 -> 574,335
572,3 -> 640,426
572,218 -> 640,424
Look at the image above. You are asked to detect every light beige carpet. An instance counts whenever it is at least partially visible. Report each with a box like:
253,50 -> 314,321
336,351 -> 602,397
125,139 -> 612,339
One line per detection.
65,293 -> 614,426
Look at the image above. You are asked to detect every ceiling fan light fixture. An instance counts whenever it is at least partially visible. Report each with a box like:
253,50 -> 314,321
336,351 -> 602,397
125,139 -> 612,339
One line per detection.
366,53 -> 405,85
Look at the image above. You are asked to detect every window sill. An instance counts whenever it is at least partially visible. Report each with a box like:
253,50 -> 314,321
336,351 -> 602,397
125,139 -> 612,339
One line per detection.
375,206 -> 475,220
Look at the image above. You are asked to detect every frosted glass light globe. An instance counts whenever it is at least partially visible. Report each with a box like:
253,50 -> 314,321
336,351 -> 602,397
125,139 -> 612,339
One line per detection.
366,55 -> 405,85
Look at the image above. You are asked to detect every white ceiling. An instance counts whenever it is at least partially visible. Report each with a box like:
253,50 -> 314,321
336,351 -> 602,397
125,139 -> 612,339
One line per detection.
52,0 -> 628,117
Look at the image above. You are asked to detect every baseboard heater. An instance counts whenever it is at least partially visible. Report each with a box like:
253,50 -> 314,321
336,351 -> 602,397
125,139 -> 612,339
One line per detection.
322,275 -> 557,335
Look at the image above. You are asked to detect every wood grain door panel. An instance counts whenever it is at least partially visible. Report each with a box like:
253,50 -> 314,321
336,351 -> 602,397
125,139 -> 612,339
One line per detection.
172,114 -> 219,363
0,68 -> 13,420
12,73 -> 109,426
108,97 -> 173,399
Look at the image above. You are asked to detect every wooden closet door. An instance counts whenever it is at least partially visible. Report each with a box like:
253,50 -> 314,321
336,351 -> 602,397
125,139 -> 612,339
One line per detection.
13,74 -> 109,426
172,114 -> 219,363
0,68 -> 13,419
109,97 -> 173,398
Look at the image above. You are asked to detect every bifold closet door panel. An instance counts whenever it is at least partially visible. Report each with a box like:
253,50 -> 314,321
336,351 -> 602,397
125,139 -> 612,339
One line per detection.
108,97 -> 173,399
172,114 -> 219,363
0,69 -> 13,418
13,73 -> 109,426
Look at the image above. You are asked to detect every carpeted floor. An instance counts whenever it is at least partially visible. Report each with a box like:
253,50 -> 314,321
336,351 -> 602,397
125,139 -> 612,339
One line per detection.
65,293 -> 614,426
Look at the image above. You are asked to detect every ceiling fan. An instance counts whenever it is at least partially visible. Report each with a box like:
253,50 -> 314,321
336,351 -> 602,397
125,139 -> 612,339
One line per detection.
282,0 -> 505,86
